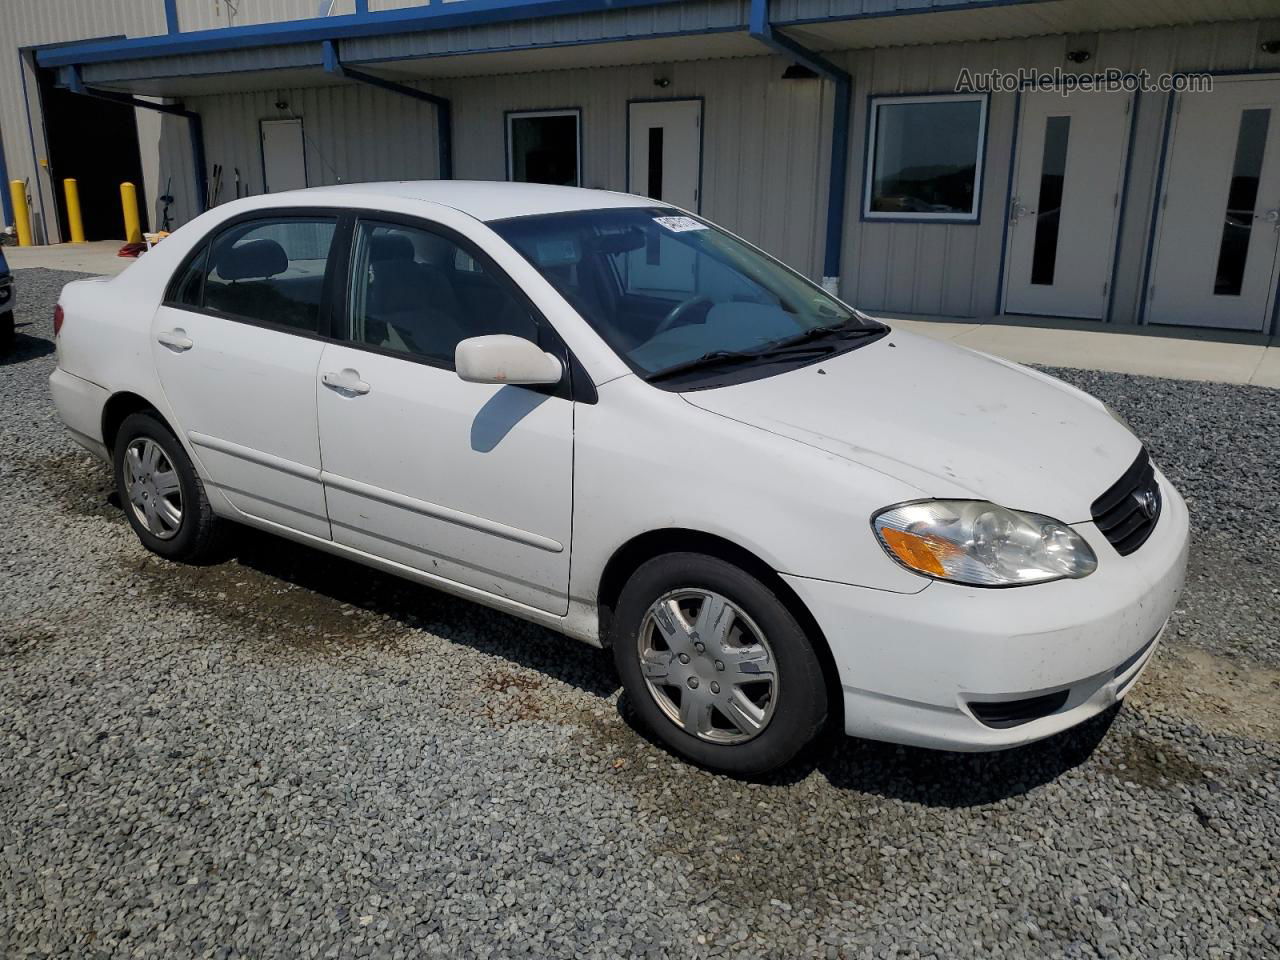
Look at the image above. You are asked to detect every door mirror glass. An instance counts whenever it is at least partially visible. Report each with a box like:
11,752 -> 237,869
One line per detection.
455,335 -> 563,386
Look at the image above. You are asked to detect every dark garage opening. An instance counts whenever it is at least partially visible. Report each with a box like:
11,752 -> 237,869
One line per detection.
37,68 -> 149,242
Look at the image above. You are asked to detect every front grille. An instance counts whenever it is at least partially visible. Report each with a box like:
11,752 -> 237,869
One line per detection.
969,690 -> 1070,729
1091,449 -> 1162,556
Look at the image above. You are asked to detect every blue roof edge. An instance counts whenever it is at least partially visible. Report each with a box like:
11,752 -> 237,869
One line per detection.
37,0 -> 694,68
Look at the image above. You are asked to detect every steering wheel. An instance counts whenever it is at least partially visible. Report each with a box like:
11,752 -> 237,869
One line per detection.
652,295 -> 714,338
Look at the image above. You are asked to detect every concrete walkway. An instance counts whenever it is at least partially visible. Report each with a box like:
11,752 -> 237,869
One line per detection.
7,243 -> 1278,387
5,240 -> 134,276
875,313 -> 1280,388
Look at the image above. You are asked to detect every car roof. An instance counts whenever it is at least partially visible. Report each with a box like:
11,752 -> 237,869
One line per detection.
277,180 -> 656,222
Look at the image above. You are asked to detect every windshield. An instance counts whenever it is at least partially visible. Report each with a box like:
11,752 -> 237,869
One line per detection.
490,207 -> 885,387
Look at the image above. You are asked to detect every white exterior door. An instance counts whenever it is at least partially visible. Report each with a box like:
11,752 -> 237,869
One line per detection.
1148,78 -> 1280,330
151,214 -> 337,539
315,346 -> 574,615
315,216 -> 574,616
628,99 -> 702,211
1003,90 -> 1132,319
260,119 -> 308,193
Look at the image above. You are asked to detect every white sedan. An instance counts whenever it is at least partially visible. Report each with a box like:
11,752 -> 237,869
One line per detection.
50,182 -> 1188,775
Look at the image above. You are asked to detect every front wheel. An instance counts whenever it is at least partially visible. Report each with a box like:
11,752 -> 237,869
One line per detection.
0,310 -> 13,352
611,552 -> 829,776
112,411 -> 226,563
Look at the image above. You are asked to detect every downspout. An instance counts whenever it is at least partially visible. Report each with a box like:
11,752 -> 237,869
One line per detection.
748,0 -> 850,296
323,40 -> 453,180
65,65 -> 209,215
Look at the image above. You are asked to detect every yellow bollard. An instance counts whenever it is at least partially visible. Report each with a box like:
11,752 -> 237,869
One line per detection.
9,179 -> 33,246
120,181 -> 142,244
63,179 -> 86,243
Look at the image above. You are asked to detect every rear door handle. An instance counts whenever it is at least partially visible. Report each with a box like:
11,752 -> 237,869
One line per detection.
157,328 -> 193,352
322,369 -> 371,396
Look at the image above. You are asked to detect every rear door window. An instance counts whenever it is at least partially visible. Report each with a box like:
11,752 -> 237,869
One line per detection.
201,217 -> 338,332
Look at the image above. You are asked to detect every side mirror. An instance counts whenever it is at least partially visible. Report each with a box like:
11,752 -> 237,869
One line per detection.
455,334 -> 563,386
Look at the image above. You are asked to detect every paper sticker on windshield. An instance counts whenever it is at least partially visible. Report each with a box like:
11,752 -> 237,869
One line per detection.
654,216 -> 707,233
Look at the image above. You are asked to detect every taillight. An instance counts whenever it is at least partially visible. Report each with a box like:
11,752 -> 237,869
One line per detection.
53,304 -> 64,337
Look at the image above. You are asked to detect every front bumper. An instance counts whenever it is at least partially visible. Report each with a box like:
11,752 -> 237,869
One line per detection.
783,470 -> 1190,752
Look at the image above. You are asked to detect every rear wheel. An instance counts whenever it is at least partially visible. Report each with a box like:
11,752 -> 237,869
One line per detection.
112,411 -> 225,563
612,552 -> 828,775
0,310 -> 13,352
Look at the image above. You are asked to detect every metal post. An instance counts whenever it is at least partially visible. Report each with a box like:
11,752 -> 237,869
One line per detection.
8,180 -> 32,246
63,178 -> 86,242
120,181 -> 143,243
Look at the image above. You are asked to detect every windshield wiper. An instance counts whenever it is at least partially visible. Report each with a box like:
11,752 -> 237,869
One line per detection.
644,350 -> 767,383
769,319 -> 885,351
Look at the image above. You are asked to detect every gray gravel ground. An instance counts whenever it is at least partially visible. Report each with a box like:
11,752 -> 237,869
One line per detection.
2,267 -> 1278,960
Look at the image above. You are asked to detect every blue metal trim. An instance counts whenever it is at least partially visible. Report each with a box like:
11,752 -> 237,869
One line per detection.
775,0 -> 1056,28
0,121 -> 11,227
624,96 -> 705,213
994,88 -> 1022,316
77,24 -> 744,86
36,0 -> 693,68
748,0 -> 850,282
355,0 -> 369,12
859,91 -> 990,226
1104,90 -> 1141,324
65,65 -> 208,214
322,40 -> 452,178
1137,91 -> 1177,327
163,0 -> 180,35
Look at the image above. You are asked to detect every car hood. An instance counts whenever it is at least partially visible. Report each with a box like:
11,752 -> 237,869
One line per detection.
680,329 -> 1141,523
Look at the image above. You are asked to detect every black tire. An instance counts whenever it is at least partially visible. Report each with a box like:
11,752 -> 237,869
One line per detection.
112,410 -> 226,563
611,552 -> 828,776
0,310 -> 13,352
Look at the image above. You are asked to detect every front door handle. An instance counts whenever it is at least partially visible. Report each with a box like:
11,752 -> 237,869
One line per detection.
322,369 -> 371,396
157,328 -> 193,352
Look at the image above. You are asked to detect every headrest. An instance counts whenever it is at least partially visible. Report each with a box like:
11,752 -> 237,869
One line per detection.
216,237 -> 288,281
371,233 -> 414,263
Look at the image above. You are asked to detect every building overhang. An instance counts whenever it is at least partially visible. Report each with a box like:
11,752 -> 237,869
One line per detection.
36,0 -> 1278,98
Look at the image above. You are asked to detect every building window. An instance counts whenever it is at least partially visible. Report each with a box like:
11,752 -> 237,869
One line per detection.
507,109 -> 581,186
864,94 -> 988,222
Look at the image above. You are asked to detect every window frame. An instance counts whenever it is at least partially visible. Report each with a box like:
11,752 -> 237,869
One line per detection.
504,108 -> 583,187
161,207 -> 345,342
161,206 -> 596,404
861,92 -> 990,224
330,210 -> 592,403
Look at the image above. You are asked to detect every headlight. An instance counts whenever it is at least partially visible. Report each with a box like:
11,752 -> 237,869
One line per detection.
873,500 -> 1097,586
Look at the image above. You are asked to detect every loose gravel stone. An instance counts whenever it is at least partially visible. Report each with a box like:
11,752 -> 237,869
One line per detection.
1,268 -> 1277,960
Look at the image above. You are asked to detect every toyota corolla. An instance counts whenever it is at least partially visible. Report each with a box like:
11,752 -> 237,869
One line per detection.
50,182 -> 1189,775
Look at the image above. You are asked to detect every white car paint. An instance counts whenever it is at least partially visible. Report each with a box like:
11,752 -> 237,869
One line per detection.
49,181 -> 1189,752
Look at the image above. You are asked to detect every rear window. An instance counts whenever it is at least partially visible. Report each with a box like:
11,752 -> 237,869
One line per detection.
169,217 -> 337,333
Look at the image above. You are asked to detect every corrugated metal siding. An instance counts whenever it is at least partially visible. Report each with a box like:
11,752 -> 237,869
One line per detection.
188,79 -> 442,203
833,18 -> 1280,320
774,0 -> 1031,26
181,55 -> 828,273
82,43 -> 327,84
175,0 -> 355,32
343,0 -> 747,64
0,1 -> 166,237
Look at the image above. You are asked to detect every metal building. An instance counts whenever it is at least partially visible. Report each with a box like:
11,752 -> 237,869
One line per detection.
4,0 -> 1280,333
